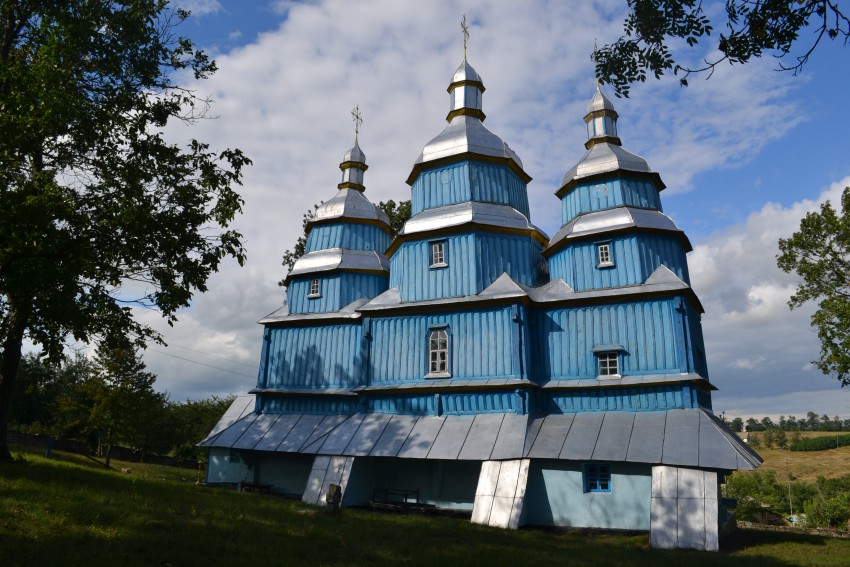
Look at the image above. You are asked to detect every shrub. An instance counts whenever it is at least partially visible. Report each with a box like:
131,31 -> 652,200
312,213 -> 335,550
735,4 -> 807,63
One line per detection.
724,471 -> 785,520
804,494 -> 850,529
790,434 -> 850,451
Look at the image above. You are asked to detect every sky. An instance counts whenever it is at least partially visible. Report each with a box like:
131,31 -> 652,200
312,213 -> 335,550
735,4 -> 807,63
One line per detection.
126,0 -> 850,419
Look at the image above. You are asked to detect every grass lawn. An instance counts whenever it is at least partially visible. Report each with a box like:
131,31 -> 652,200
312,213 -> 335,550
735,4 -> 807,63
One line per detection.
2,445 -> 850,566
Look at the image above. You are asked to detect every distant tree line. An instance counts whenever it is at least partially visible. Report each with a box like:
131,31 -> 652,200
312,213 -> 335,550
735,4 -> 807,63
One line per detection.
727,412 -> 850,434
9,349 -> 232,467
723,412 -> 850,452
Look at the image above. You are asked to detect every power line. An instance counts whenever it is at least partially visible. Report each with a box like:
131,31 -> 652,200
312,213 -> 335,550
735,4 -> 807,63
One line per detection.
163,342 -> 257,369
147,348 -> 257,378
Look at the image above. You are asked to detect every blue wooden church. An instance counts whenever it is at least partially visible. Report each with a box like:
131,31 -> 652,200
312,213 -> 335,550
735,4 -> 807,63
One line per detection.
201,53 -> 760,551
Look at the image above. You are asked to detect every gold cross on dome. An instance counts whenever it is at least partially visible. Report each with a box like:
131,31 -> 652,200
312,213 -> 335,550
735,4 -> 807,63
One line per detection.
461,15 -> 469,60
593,38 -> 600,88
351,105 -> 362,142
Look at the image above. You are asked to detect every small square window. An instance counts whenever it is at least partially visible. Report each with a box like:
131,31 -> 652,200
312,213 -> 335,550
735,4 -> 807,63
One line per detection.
597,352 -> 619,377
307,278 -> 321,298
597,242 -> 614,268
584,464 -> 611,492
430,241 -> 447,268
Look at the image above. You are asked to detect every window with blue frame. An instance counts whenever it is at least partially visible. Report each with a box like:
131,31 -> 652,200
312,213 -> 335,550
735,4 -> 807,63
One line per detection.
584,464 -> 611,492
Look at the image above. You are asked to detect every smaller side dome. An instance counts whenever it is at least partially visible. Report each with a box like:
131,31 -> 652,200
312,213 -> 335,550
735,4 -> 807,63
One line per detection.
583,84 -> 621,150
343,142 -> 366,164
339,140 -> 368,191
451,59 -> 483,85
587,85 -> 616,114
447,60 -> 486,122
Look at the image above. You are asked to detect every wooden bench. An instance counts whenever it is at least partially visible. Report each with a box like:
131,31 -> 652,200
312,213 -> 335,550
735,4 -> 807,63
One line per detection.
372,486 -> 420,504
238,481 -> 272,494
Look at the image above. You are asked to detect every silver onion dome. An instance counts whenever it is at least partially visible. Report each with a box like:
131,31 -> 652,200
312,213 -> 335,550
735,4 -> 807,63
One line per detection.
312,188 -> 390,226
343,141 -> 366,164
408,59 -> 526,182
339,140 -> 368,191
587,84 -> 616,114
452,59 -> 483,84
584,84 -> 620,148
558,84 -> 659,192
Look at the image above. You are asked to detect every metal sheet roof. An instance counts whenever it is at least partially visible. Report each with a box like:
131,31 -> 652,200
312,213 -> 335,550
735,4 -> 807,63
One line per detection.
400,202 -> 546,238
198,395 -> 255,446
311,187 -> 390,226
414,116 -> 523,170
203,404 -> 761,471
560,142 -> 652,187
287,248 -> 389,279
545,206 -> 691,253
259,298 -> 368,325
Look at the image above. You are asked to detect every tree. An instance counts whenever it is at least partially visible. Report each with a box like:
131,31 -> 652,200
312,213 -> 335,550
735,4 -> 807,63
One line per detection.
85,343 -> 166,467
730,417 -> 744,432
0,2 -> 249,460
777,188 -> 850,386
167,395 -> 235,460
279,199 -> 412,281
774,428 -> 788,449
596,1 -> 850,97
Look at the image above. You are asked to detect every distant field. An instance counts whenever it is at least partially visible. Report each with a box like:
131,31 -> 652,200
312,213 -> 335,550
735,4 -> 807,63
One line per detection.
3,445 -> 850,566
737,431 -> 850,482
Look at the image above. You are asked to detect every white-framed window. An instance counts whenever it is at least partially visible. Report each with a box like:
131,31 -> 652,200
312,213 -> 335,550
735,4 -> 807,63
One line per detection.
597,242 -> 614,268
597,352 -> 619,377
308,278 -> 321,298
426,327 -> 450,377
430,240 -> 447,268
584,464 -> 611,493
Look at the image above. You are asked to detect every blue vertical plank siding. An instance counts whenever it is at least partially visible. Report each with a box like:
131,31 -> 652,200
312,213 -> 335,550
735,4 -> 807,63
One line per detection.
287,273 -> 388,314
262,323 -> 362,389
534,383 -> 699,413
532,298 -> 687,381
685,304 -> 709,378
442,391 -> 516,414
390,231 -> 543,302
561,177 -> 662,224
411,160 -> 530,216
366,394 -> 438,415
263,396 -> 358,415
475,232 -> 544,290
305,222 -> 391,254
370,307 -> 519,383
363,390 -> 520,416
548,234 -> 689,290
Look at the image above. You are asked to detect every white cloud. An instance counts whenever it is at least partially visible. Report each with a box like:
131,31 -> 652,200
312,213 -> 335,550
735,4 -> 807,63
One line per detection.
693,177 -> 850,412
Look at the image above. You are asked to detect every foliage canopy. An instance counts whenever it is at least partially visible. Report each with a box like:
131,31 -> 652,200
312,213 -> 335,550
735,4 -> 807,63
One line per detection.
777,188 -> 850,386
0,1 -> 249,459
596,1 -> 850,96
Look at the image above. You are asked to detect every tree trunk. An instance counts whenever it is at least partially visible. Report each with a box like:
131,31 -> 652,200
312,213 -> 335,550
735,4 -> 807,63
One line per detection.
0,307 -> 28,461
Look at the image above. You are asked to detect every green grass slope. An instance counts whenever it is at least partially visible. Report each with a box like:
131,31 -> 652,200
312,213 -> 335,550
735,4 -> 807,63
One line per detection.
2,447 -> 849,566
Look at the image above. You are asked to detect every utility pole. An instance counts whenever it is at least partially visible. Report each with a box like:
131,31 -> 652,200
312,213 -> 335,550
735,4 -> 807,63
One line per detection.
786,458 -> 793,517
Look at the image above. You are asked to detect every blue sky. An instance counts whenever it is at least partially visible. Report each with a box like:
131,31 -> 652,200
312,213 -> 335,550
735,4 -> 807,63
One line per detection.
133,0 -> 850,419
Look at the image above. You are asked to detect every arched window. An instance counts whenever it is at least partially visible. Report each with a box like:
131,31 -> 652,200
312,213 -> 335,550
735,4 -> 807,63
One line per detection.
428,328 -> 449,376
